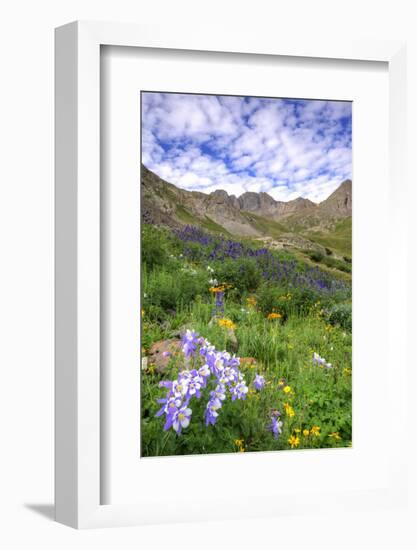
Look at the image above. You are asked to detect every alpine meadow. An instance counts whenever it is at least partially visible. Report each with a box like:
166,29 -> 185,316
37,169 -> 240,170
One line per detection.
140,92 -> 352,457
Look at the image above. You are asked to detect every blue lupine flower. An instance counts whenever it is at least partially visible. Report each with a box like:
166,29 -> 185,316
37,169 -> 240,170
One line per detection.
172,225 -> 351,298
253,373 -> 266,391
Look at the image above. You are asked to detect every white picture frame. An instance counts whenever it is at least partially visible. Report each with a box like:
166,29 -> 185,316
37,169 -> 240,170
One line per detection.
55,20 -> 408,529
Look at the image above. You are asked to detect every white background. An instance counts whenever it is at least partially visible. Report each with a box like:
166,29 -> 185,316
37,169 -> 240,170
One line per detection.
1,1 -> 416,549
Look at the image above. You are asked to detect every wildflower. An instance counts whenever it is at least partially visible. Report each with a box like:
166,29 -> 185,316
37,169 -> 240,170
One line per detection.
181,329 -> 199,358
269,413 -> 283,439
303,429 -> 310,437
288,434 -> 300,448
267,312 -> 282,320
310,425 -> 321,437
171,406 -> 192,434
209,285 -> 226,293
207,266 -> 215,273
234,439 -> 245,452
328,431 -> 341,440
253,373 -> 266,391
198,364 -> 210,378
214,291 -> 225,315
294,428 -> 301,433
246,296 -> 257,307
162,351 -> 171,357
312,352 -> 332,369
283,385 -> 293,395
205,397 -> 222,426
218,318 -> 237,330
283,403 -> 295,417
156,329 -> 252,433
230,379 -> 248,401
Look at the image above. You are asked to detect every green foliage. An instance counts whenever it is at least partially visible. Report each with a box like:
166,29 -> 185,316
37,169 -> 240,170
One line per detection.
141,224 -> 168,269
143,266 -> 209,316
214,258 -> 262,294
307,249 -> 351,274
309,250 -> 324,262
306,218 -> 352,257
327,303 -> 352,331
256,284 -> 327,318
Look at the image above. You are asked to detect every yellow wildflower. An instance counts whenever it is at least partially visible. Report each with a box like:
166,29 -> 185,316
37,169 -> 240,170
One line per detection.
303,429 -> 310,437
234,439 -> 245,452
267,312 -> 282,320
209,285 -> 226,293
217,318 -> 237,330
288,435 -> 300,448
328,432 -> 341,440
283,403 -> 295,417
294,428 -> 301,433
283,385 -> 293,395
310,425 -> 321,437
246,296 -> 257,307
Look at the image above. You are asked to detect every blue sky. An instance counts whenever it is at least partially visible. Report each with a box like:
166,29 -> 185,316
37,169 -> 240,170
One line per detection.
141,92 -> 352,203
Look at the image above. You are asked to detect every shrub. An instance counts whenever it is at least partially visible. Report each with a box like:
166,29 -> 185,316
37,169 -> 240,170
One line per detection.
143,268 -> 209,313
214,258 -> 262,294
327,303 -> 352,331
321,256 -> 352,273
309,250 -> 324,262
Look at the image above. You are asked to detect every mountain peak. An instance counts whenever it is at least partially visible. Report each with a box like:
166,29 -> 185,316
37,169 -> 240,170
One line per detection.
318,179 -> 352,217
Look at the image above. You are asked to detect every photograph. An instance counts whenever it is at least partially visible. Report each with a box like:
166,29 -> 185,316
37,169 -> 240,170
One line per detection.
140,91 -> 352,457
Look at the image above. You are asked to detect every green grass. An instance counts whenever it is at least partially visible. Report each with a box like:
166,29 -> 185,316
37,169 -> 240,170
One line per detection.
241,211 -> 288,239
175,206 -> 232,235
305,218 -> 352,257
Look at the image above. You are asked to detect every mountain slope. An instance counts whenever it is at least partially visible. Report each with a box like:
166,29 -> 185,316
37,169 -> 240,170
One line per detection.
141,165 -> 352,255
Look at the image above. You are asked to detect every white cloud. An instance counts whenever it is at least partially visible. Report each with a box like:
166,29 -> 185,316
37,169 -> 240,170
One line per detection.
142,93 -> 351,203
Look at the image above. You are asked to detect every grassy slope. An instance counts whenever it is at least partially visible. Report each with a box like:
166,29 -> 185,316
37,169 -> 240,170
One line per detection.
175,205 -> 232,236
305,218 -> 352,257
240,211 -> 288,239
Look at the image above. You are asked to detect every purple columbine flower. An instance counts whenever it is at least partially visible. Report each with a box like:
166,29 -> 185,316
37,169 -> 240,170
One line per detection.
171,406 -> 192,434
312,352 -> 332,369
205,397 -> 222,426
268,413 -> 283,439
253,373 -> 266,391
181,329 -> 199,358
230,380 -> 248,401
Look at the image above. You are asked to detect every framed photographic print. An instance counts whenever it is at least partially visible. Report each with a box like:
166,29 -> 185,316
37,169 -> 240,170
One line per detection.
55,21 -> 408,528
